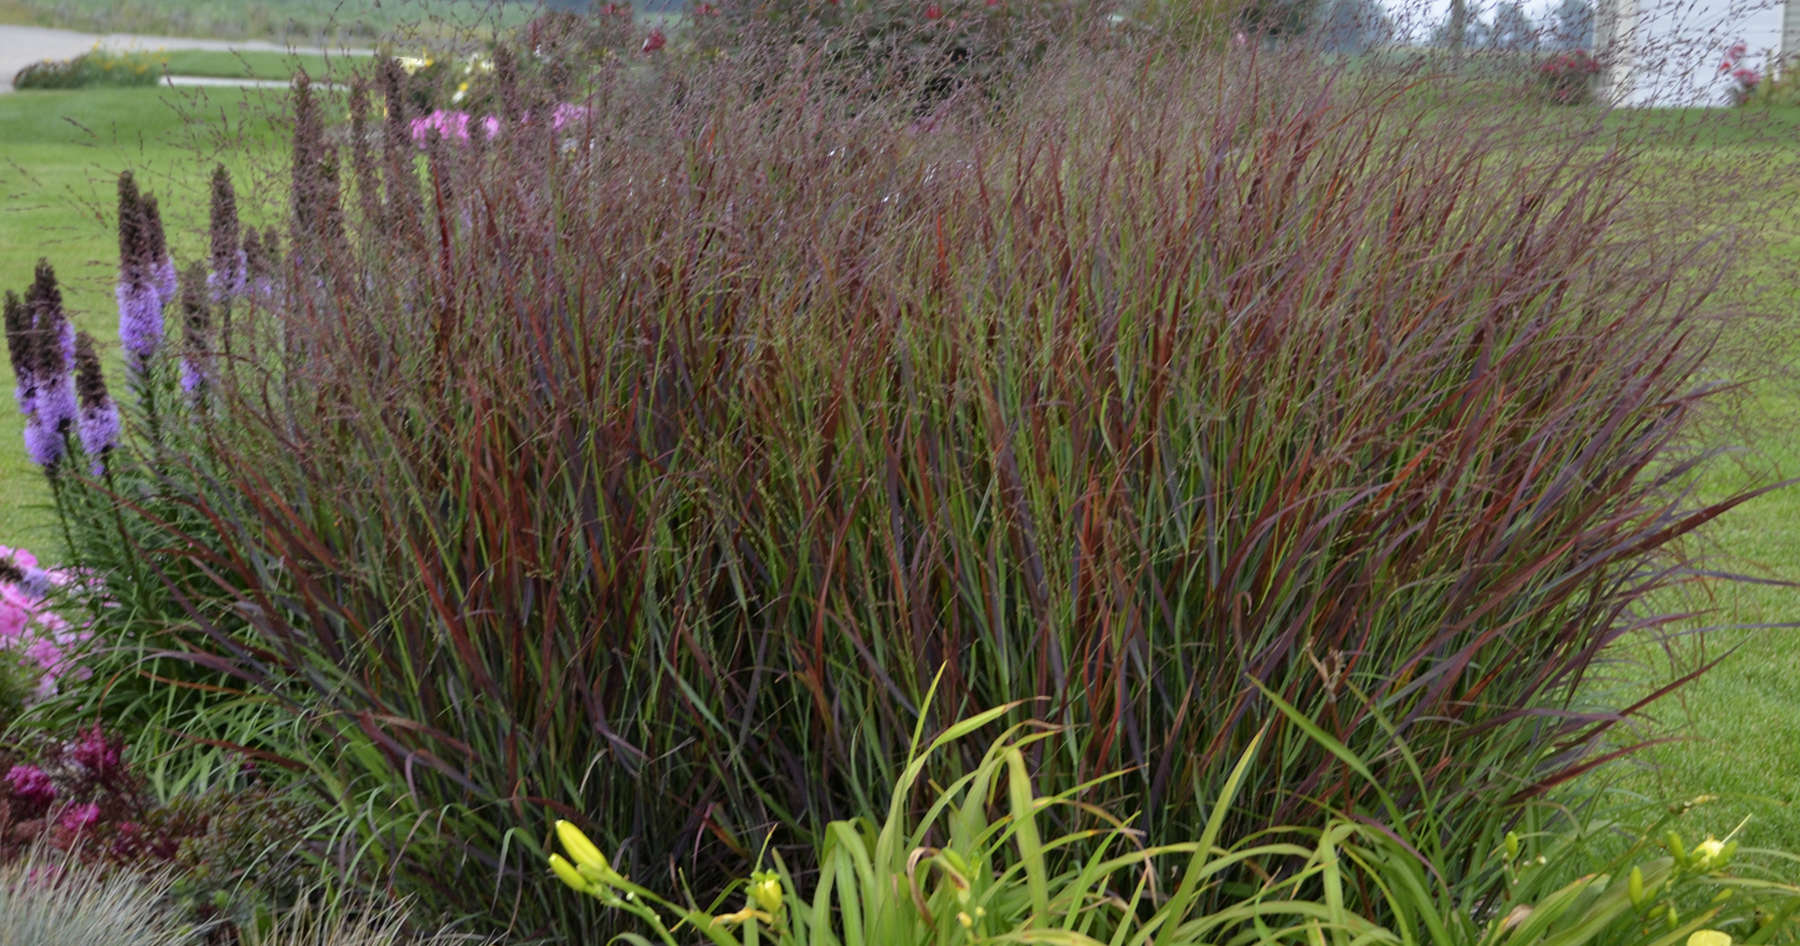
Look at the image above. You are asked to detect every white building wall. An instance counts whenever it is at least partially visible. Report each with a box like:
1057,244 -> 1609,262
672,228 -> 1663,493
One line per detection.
1601,0 -> 1784,104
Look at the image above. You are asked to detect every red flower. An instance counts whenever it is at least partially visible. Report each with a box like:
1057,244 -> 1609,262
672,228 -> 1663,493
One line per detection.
642,27 -> 666,52
925,3 -> 943,18
697,1 -> 717,13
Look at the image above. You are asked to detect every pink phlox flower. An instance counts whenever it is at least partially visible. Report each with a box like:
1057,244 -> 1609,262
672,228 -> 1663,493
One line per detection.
482,115 -> 503,139
551,103 -> 590,132
57,801 -> 101,833
410,109 -> 475,148
642,27 -> 666,52
1733,66 -> 1760,87
0,590 -> 29,642
0,547 -> 39,570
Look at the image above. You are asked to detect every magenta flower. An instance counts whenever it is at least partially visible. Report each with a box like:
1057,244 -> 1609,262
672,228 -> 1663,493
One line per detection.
57,801 -> 101,833
5,763 -> 57,812
66,725 -> 123,779
0,546 -> 40,570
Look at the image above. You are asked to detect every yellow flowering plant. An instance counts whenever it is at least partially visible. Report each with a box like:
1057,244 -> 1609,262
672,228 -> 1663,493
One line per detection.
546,670 -> 1400,946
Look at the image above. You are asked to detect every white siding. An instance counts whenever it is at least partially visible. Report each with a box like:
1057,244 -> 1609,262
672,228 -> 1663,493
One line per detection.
1602,0 -> 1784,104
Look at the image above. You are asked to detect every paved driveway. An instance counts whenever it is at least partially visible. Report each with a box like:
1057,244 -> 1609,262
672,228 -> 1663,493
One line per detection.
0,24 -> 368,91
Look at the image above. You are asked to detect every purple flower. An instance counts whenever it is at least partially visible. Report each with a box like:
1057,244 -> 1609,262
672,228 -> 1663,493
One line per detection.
154,256 -> 179,306
5,763 -> 57,813
33,370 -> 76,435
5,290 -> 37,416
117,278 -> 163,370
77,404 -> 120,474
12,564 -> 53,600
22,261 -> 76,439
73,332 -> 118,473
179,359 -> 204,395
23,413 -> 64,469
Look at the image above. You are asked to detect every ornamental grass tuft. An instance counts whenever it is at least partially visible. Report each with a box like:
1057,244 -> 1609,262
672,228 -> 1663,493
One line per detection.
21,22 -> 1780,944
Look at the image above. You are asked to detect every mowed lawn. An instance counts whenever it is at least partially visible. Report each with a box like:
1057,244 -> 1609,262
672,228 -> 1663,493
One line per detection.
0,84 -> 294,549
2,84 -> 1799,854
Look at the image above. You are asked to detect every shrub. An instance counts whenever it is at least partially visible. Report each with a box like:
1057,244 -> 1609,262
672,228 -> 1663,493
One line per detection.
1535,48 -> 1602,104
24,32 -> 1761,945
12,49 -> 162,90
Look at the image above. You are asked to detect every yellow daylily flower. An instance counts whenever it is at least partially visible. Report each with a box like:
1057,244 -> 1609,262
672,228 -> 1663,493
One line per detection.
747,870 -> 783,914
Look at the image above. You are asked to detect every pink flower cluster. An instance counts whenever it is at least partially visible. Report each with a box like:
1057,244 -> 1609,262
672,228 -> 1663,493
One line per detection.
1719,40 -> 1760,96
409,104 -> 593,149
0,545 -> 92,701
410,109 -> 502,147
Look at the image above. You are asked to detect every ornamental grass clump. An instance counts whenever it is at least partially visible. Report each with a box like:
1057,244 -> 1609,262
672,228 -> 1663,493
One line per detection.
56,32 -> 1771,942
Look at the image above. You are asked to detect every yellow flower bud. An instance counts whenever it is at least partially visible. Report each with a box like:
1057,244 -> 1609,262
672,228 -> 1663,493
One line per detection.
555,820 -> 611,875
1628,866 -> 1647,908
1687,931 -> 1732,946
1691,836 -> 1734,872
549,854 -> 594,895
1503,831 -> 1520,861
957,911 -> 974,929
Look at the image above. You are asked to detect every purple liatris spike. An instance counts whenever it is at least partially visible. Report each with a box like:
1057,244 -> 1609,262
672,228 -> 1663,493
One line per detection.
155,256 -> 179,307
22,413 -> 63,469
117,171 -> 144,273
4,290 -> 35,415
73,332 -> 119,473
117,278 -> 162,370
25,261 -> 76,435
209,165 -> 245,299
143,195 -> 178,306
179,262 -> 210,396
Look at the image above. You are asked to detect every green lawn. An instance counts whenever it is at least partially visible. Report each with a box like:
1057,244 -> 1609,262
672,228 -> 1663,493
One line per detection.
2,86 -> 1798,863
0,85 -> 294,549
0,0 -> 530,44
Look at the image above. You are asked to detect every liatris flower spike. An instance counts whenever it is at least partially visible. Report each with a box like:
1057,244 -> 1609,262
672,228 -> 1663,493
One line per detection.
74,332 -> 120,474
143,194 -> 178,305
209,165 -> 246,300
22,261 -> 76,471
4,290 -> 35,415
116,173 -> 164,371
179,262 -> 211,397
